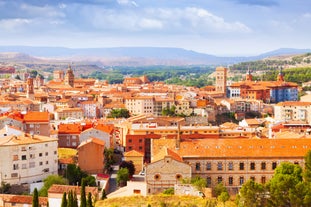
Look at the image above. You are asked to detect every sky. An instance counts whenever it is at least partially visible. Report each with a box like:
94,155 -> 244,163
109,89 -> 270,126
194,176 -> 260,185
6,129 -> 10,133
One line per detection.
0,0 -> 311,56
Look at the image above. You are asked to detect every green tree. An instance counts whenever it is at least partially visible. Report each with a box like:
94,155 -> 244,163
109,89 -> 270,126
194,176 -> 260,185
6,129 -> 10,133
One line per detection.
101,189 -> 107,200
267,162 -> 303,207
61,192 -> 67,207
0,182 -> 11,194
39,175 -> 68,196
117,168 -> 129,187
104,147 -> 115,173
304,150 -> 311,182
87,192 -> 93,207
237,180 -> 266,207
218,191 -> 230,207
119,160 -> 136,178
73,191 -> 78,207
67,190 -> 73,207
32,188 -> 39,207
108,108 -> 130,118
191,176 -> 207,191
65,164 -> 87,185
84,175 -> 96,187
80,179 -> 87,207
163,187 -> 174,195
213,182 -> 228,197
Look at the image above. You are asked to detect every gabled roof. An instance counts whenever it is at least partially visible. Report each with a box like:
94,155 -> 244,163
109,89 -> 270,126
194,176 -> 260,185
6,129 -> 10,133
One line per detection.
48,184 -> 98,195
77,137 -> 105,148
58,123 -> 83,134
152,146 -> 183,163
23,111 -> 49,122
0,194 -> 48,205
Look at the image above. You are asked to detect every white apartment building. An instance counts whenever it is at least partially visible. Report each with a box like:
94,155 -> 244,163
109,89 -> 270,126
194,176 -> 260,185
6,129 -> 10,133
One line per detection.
0,133 -> 58,185
274,101 -> 311,123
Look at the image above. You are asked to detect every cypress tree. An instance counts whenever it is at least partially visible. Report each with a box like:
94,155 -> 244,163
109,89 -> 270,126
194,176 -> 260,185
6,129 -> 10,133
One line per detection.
87,192 -> 93,207
73,191 -> 78,207
80,179 -> 87,207
101,189 -> 107,200
32,188 -> 39,207
67,190 -> 73,207
61,192 -> 67,207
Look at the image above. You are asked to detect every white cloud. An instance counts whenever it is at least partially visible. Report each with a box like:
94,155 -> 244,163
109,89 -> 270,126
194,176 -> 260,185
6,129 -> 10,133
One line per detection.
303,13 -> 311,18
117,0 -> 138,7
0,18 -> 32,31
138,18 -> 163,29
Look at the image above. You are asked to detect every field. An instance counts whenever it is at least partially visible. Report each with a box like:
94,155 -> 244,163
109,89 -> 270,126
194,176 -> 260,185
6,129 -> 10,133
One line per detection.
95,195 -> 237,207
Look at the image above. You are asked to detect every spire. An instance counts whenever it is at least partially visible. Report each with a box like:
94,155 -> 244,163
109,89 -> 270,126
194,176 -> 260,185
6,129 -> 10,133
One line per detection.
245,65 -> 252,81
277,66 -> 284,82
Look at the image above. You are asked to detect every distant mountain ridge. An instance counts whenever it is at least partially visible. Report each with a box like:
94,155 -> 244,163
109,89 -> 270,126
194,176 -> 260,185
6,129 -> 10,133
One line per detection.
0,46 -> 310,66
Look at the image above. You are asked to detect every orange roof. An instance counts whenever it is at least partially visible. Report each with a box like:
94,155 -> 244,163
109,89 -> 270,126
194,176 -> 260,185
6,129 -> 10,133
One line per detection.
276,101 -> 311,106
174,138 -> 311,158
58,123 -> 83,134
78,137 -> 105,148
23,111 -> 49,122
94,123 -> 114,134
0,194 -> 48,205
0,133 -> 57,146
48,184 -> 98,195
124,150 -> 144,157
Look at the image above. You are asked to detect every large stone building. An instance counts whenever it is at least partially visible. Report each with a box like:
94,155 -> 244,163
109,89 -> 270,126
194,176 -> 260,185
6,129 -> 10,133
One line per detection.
228,68 -> 298,103
0,133 -> 58,185
215,67 -> 227,95
152,138 -> 311,194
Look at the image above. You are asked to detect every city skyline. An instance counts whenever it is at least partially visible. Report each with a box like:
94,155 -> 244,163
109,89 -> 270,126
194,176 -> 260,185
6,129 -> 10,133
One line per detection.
0,0 -> 311,56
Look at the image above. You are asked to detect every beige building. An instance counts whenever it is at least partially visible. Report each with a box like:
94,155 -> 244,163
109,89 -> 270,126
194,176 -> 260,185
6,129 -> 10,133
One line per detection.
274,101 -> 311,123
146,147 -> 191,194
54,107 -> 83,121
125,96 -> 154,116
124,150 -> 144,174
152,138 -> 311,194
215,67 -> 227,95
0,133 -> 58,185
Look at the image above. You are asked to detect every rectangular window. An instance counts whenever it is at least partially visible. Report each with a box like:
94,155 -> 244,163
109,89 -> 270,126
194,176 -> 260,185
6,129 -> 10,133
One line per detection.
129,139 -> 132,143
228,162 -> 234,170
206,177 -> 211,187
22,164 -> 27,169
261,162 -> 266,170
13,164 -> 19,170
239,176 -> 244,185
239,162 -> 244,170
39,162 -> 43,166
45,152 -> 48,156
139,139 -> 142,143
229,177 -> 233,185
13,155 -> 18,161
261,176 -> 266,184
195,162 -> 201,171
21,155 -> 26,160
217,176 -> 223,184
39,153 -> 42,157
250,162 -> 255,170
250,176 -> 255,181
272,162 -> 277,170
29,162 -> 35,168
217,162 -> 223,171
11,173 -> 18,178
30,154 -> 35,159
206,162 -> 212,171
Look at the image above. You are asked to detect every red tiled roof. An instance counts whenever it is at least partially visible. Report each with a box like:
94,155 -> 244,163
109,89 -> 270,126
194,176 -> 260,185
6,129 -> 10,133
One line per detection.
23,111 -> 49,122
48,184 -> 98,195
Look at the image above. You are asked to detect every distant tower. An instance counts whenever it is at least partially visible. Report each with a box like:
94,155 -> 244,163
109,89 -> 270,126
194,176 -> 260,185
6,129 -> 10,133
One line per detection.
65,64 -> 75,87
215,66 -> 227,95
53,70 -> 64,82
277,67 -> 284,82
245,66 -> 253,81
26,77 -> 34,100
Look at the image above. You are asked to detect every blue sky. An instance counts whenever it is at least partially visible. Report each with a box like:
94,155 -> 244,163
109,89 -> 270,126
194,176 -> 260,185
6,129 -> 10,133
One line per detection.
0,0 -> 310,56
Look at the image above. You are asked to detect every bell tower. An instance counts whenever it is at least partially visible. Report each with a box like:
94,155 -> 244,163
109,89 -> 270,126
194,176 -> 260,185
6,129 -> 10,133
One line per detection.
65,64 -> 75,87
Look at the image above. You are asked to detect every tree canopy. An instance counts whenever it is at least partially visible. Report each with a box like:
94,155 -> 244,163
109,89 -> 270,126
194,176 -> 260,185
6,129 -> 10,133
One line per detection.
116,168 -> 129,187
39,175 -> 68,196
119,160 -> 136,178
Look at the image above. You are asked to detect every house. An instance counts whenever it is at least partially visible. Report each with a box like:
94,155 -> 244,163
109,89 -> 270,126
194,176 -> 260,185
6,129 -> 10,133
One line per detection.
0,194 -> 48,207
23,111 -> 50,137
145,147 -> 191,194
0,133 -> 58,185
124,150 -> 144,174
79,124 -> 113,148
57,123 -> 83,148
77,137 -> 105,174
48,184 -> 98,207
54,107 -> 83,121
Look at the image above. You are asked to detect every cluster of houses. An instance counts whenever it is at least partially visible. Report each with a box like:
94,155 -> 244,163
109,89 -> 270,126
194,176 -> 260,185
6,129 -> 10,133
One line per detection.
1,64 -> 311,205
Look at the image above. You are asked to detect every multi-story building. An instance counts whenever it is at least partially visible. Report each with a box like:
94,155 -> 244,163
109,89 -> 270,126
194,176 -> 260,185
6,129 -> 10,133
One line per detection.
57,123 -> 83,148
152,138 -> 311,194
80,101 -> 100,118
54,107 -> 83,121
228,69 -> 298,103
0,133 -> 58,185
274,101 -> 311,123
79,124 -> 113,148
77,137 -> 105,174
23,111 -> 50,137
125,96 -> 154,116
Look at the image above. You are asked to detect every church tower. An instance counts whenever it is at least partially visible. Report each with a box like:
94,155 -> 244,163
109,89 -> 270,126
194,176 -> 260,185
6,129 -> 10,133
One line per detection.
245,67 -> 253,81
65,64 -> 75,87
277,67 -> 284,82
215,66 -> 227,95
26,77 -> 34,100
